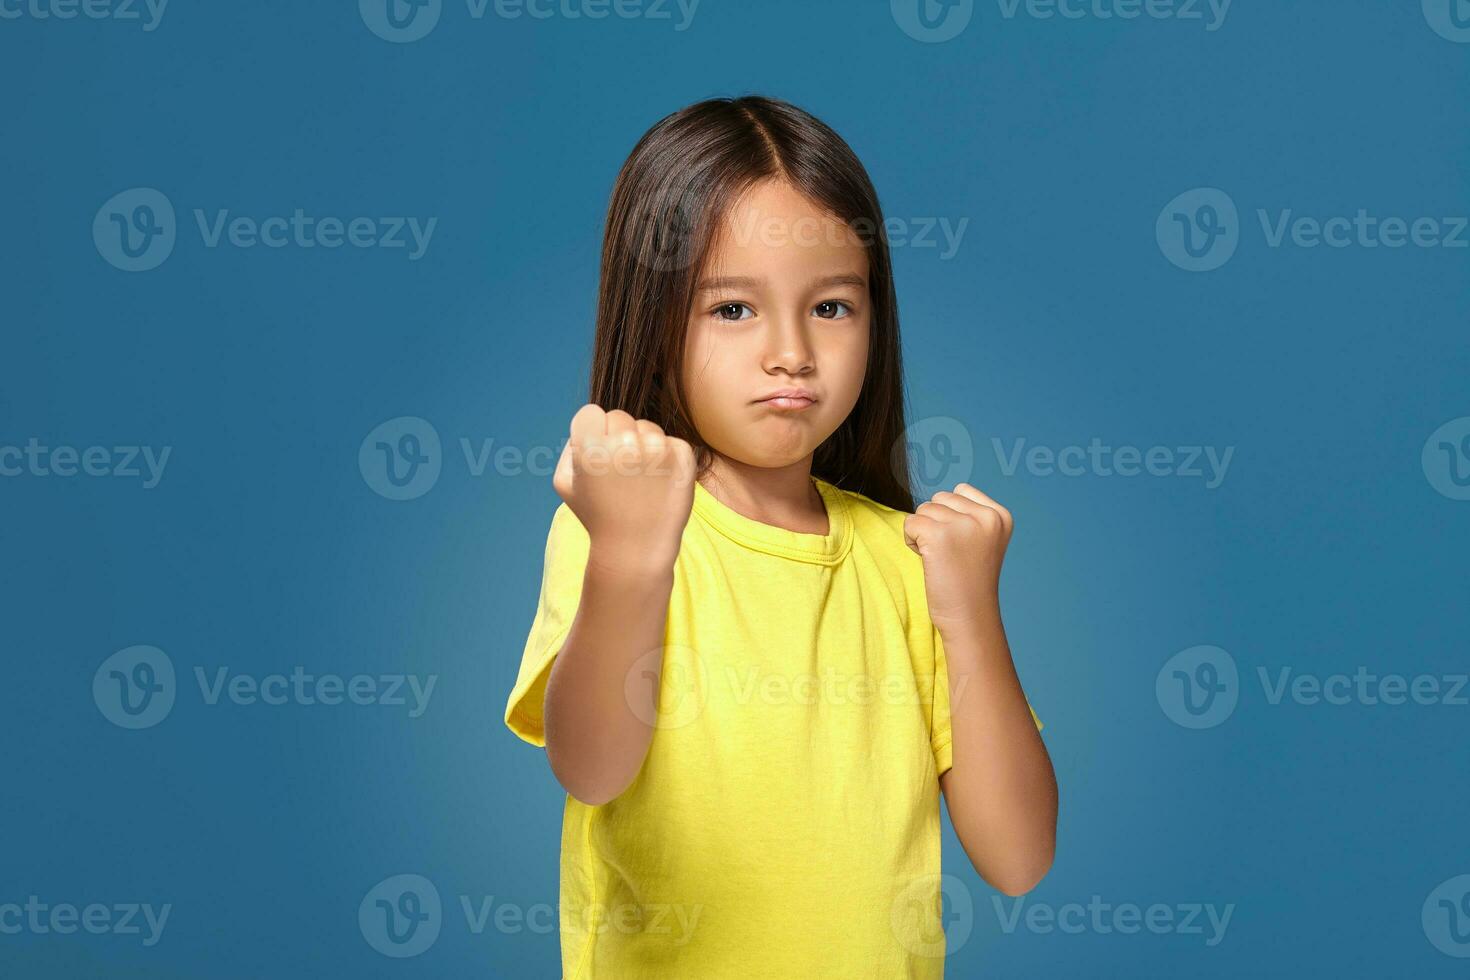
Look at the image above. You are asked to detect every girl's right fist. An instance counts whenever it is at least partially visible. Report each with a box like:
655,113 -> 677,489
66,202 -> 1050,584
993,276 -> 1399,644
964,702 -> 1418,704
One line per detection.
552,403 -> 697,574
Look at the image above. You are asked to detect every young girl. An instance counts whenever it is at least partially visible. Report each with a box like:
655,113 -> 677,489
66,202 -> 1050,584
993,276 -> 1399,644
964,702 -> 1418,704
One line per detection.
504,95 -> 1056,978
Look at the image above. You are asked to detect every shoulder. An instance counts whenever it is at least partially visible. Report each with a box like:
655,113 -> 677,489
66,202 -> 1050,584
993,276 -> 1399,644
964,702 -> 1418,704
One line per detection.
825,482 -> 934,631
827,482 -> 920,564
829,482 -> 912,530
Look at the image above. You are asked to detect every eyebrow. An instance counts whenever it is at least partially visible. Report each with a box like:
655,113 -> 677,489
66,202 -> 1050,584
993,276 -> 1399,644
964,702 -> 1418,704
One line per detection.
695,273 -> 868,292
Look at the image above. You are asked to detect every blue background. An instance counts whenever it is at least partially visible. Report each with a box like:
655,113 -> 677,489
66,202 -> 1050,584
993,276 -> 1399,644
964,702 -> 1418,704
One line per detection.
3,0 -> 1468,976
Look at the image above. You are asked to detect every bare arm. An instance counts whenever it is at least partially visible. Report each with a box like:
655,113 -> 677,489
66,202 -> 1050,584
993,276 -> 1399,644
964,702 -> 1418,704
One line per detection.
538,402 -> 695,806
905,482 -> 1057,895
543,549 -> 675,805
937,611 -> 1057,896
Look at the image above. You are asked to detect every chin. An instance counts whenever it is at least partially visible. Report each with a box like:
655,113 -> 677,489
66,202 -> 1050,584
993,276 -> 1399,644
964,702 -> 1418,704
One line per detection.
743,443 -> 824,469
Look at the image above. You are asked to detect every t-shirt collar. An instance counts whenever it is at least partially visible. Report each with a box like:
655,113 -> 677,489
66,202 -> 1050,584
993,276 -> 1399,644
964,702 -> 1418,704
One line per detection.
691,475 -> 853,566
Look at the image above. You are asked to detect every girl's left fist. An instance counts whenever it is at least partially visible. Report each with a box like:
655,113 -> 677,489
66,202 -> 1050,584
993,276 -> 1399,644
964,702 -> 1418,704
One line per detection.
903,483 -> 1014,632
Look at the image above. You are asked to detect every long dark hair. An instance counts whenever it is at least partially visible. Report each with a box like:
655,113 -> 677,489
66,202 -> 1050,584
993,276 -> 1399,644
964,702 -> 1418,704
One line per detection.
590,94 -> 915,513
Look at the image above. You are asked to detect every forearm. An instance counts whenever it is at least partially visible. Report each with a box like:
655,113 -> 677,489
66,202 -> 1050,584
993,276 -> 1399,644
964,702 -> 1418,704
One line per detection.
543,548 -> 675,805
938,608 -> 1057,895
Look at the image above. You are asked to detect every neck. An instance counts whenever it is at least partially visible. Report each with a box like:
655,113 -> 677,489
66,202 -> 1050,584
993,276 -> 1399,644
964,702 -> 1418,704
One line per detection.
699,453 -> 828,535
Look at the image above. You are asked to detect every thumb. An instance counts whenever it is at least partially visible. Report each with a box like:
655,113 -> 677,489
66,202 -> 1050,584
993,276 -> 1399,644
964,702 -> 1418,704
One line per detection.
553,438 -> 576,499
903,512 -> 934,559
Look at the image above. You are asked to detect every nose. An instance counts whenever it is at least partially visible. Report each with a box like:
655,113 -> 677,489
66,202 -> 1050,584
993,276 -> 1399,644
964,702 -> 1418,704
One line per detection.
760,309 -> 815,377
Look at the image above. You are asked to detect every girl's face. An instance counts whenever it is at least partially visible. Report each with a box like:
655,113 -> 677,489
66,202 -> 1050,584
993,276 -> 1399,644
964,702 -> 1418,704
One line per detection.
681,179 -> 871,472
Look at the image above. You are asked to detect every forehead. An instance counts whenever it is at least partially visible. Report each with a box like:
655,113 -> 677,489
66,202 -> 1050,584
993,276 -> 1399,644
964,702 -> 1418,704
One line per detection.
701,179 -> 868,279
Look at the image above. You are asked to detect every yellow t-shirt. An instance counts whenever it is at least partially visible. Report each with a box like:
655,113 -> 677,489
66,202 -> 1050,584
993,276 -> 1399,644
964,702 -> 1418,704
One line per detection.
504,475 -> 1042,978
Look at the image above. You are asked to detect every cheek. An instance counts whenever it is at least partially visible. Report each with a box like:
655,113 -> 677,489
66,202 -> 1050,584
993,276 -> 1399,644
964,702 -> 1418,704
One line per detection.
680,322 -> 736,427
834,320 -> 871,402
681,321 -> 716,395
684,321 -> 749,385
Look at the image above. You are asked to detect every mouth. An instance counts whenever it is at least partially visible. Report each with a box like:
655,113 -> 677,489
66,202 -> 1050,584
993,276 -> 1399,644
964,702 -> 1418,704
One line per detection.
754,390 -> 817,410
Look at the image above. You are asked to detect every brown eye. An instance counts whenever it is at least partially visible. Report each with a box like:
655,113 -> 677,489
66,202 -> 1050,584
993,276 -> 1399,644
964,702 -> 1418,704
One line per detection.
714,303 -> 753,322
814,300 -> 852,319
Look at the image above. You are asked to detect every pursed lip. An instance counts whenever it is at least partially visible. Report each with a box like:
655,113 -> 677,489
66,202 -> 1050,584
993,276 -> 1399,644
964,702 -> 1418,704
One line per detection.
753,387 -> 817,404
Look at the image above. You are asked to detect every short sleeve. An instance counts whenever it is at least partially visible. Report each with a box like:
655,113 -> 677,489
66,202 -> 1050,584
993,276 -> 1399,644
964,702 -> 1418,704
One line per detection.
504,502 -> 591,747
932,627 -> 1043,777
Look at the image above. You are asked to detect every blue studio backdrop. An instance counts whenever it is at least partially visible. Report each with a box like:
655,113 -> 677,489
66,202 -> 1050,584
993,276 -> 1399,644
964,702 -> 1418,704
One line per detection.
2,1 -> 1468,976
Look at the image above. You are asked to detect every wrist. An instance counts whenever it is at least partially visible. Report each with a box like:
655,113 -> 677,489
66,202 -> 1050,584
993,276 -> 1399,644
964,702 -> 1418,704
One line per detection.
586,542 -> 677,582
934,600 -> 1003,641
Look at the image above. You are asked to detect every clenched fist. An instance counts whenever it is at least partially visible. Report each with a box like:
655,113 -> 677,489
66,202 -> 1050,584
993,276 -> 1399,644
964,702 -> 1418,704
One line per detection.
553,404 -> 697,575
903,483 -> 1014,635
